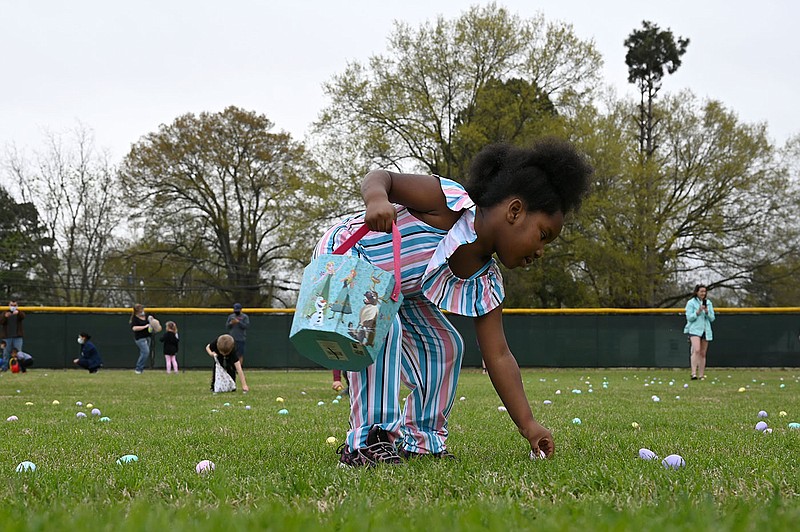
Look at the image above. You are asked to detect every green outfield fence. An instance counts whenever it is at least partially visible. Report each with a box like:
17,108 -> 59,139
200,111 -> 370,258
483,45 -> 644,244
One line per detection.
4,307 -> 800,370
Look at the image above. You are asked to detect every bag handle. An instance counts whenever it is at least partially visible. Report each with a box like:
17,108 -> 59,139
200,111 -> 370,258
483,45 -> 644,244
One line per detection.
332,222 -> 402,302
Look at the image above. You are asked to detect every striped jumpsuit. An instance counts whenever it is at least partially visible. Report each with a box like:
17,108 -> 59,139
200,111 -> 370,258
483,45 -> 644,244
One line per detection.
313,177 -> 504,453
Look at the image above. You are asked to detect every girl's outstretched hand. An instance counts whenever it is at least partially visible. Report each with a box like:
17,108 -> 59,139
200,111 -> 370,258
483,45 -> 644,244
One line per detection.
364,200 -> 397,233
526,421 -> 555,458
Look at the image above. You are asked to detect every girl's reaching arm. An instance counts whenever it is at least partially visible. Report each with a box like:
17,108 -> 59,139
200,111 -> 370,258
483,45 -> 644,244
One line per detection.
362,170 -> 460,232
474,305 -> 554,458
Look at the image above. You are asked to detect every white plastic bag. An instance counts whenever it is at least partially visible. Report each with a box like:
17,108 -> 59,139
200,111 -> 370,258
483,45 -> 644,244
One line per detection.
148,316 -> 162,333
213,356 -> 236,393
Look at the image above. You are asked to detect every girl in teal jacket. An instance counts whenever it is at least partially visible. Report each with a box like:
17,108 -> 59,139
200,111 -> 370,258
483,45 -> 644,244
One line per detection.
683,284 -> 715,380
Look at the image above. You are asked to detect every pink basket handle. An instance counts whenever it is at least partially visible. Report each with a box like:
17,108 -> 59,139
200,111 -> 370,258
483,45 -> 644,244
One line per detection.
332,222 -> 402,302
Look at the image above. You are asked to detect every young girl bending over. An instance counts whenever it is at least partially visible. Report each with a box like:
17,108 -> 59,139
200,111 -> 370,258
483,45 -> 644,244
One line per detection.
314,138 -> 592,467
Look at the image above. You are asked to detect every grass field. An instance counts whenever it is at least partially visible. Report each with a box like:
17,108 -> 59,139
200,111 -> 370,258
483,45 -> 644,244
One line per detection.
1,367 -> 799,531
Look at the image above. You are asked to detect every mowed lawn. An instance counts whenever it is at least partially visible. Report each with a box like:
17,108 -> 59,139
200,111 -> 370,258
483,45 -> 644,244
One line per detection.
1,366 -> 799,531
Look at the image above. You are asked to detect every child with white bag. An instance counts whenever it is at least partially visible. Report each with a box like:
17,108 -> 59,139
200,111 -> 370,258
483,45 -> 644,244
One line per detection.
206,334 -> 249,393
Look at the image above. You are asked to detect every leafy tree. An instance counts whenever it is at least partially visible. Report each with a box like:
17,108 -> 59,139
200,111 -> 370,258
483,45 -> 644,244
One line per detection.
0,186 -> 54,303
119,106 -> 312,307
5,127 -> 123,305
624,20 -> 689,157
739,134 -> 800,306
451,77 -> 560,178
315,3 -> 601,179
565,92 -> 798,307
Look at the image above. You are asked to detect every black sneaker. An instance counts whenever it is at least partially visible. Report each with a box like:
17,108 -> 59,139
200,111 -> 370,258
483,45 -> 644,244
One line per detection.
337,425 -> 402,468
691,375 -> 698,380
398,446 -> 457,460
336,443 -> 374,468
363,425 -> 402,464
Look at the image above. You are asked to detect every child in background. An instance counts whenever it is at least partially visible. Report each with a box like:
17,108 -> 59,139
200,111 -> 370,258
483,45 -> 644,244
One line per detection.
9,348 -> 33,373
316,138 -> 592,467
160,321 -> 180,374
73,332 -> 103,373
332,370 -> 349,394
205,334 -> 249,392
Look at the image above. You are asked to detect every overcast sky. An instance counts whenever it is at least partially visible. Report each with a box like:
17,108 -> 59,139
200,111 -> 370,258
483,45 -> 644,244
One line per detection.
1,0 -> 797,182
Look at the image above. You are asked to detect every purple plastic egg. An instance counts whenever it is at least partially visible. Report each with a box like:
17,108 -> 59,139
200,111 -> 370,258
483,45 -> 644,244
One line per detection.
661,454 -> 685,469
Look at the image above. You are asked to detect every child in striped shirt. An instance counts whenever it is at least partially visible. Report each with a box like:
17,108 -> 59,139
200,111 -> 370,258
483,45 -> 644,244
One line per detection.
316,138 -> 592,467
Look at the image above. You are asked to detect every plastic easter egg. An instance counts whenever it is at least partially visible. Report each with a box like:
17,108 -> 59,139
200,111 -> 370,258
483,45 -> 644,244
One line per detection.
195,460 -> 215,474
639,448 -> 657,460
6,415 -> 18,422
326,436 -> 337,445
631,422 -> 640,429
16,461 -> 36,473
460,396 -> 466,401
788,422 -> 800,430
25,402 -> 33,406
76,412 -> 87,418
278,409 -> 289,415
332,399 -> 339,404
529,449 -> 546,460
99,416 -> 111,422
52,400 -> 60,405
779,411 -> 787,417
738,387 -> 746,393
91,408 -> 101,416
86,403 -> 93,408
661,454 -> 685,469
317,401 -> 325,406
497,406 -> 507,413
245,405 -> 251,410
543,400 -> 552,405
651,395 -> 660,402
276,397 -> 284,403
755,421 -> 768,432
116,454 -> 139,465
758,410 -> 768,418
76,401 -> 83,406
572,418 -> 582,425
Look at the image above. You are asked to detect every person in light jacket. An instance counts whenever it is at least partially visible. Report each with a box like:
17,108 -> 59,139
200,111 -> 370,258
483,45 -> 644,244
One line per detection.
683,284 -> 715,380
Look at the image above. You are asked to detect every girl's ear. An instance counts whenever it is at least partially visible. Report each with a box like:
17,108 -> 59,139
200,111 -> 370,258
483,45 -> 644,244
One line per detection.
506,198 -> 524,223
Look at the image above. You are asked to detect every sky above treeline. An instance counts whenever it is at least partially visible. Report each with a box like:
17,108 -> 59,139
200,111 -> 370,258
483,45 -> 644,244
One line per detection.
1,0 -> 797,182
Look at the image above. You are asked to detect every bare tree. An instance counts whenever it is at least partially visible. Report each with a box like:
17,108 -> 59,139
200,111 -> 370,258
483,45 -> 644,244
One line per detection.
6,126 -> 124,305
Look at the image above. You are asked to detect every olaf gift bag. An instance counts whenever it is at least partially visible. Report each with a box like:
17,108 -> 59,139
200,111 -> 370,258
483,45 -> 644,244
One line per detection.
290,223 -> 403,371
